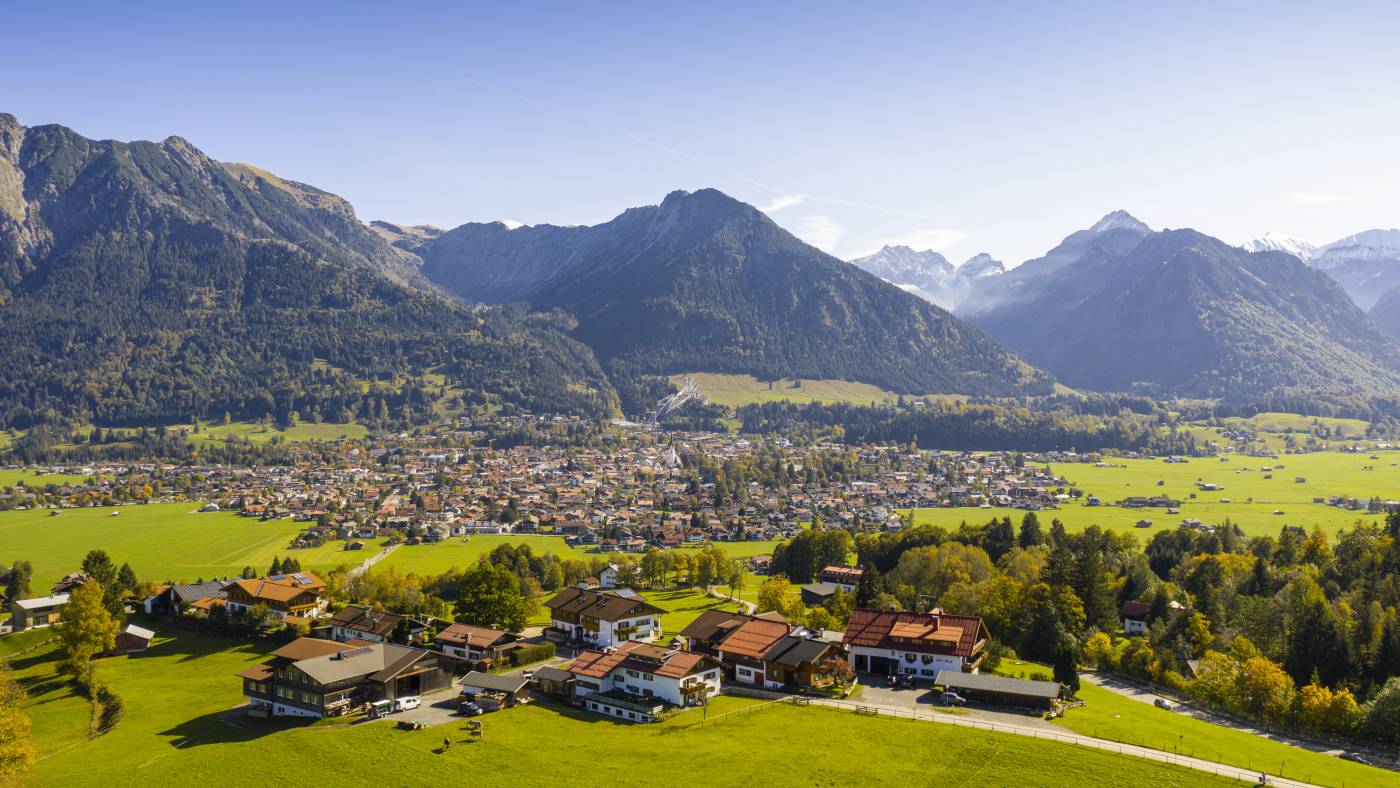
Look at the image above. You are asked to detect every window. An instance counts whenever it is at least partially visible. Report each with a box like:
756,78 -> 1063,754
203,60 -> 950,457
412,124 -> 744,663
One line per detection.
904,653 -> 916,663
626,669 -> 639,678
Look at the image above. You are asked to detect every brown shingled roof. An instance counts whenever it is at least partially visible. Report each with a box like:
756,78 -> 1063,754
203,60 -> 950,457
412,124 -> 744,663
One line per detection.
842,609 -> 985,658
716,619 -> 790,659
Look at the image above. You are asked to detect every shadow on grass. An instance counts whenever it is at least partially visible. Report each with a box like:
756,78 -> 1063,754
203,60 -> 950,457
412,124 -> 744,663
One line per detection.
159,708 -> 317,748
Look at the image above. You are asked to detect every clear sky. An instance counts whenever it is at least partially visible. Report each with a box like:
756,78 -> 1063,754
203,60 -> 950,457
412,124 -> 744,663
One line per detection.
6,1 -> 1399,264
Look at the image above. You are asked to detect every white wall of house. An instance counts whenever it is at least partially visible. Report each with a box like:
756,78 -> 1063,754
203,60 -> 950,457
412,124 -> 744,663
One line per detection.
556,614 -> 660,648
1123,618 -> 1147,635
575,666 -> 721,706
849,645 -> 969,677
331,626 -> 386,643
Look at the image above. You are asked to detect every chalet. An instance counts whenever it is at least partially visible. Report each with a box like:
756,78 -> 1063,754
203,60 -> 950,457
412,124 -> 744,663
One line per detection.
565,640 -> 722,722
543,587 -> 664,648
9,593 -> 69,631
679,610 -> 838,691
842,608 -> 987,678
327,605 -> 429,645
434,623 -> 519,662
1120,600 -> 1150,635
817,564 -> 863,592
224,573 -> 327,620
236,637 -> 452,719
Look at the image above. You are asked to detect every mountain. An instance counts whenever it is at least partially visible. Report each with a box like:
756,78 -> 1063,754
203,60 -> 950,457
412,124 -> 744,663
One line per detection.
0,114 -> 618,428
957,210 -> 1153,317
411,189 -> 1054,404
1373,284 -> 1400,340
1243,232 -> 1317,261
1310,229 -> 1400,311
960,223 -> 1400,400
847,246 -> 1004,310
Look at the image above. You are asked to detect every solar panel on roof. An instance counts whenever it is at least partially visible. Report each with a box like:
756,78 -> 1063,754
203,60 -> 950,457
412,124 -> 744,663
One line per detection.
611,588 -> 640,598
337,646 -> 372,659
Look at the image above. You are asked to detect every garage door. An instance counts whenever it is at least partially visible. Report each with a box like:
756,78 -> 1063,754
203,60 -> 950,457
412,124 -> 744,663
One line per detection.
869,656 -> 893,675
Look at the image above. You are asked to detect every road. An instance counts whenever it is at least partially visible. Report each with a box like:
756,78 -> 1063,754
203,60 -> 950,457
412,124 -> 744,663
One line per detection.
727,684 -> 1322,788
706,585 -> 756,614
347,542 -> 399,578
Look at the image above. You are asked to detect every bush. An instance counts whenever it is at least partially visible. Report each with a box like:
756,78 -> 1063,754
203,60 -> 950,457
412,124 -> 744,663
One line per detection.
508,643 -> 555,667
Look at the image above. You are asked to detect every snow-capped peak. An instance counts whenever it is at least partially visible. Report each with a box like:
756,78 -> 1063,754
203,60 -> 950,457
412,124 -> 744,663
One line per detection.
959,253 -> 1005,278
1242,232 -> 1316,261
496,219 -> 526,230
1088,210 -> 1151,235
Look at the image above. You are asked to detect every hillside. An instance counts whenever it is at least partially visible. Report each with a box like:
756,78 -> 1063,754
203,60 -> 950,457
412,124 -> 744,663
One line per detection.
0,114 -> 618,427
412,189 -> 1054,406
1373,283 -> 1400,340
961,223 -> 1400,400
1311,228 -> 1400,311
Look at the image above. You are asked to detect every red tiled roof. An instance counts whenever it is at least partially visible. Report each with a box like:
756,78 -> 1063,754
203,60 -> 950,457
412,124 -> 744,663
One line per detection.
842,609 -> 984,658
716,619 -> 790,660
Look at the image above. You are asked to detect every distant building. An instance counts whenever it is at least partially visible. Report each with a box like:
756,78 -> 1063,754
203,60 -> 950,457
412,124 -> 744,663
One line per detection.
9,593 -> 70,631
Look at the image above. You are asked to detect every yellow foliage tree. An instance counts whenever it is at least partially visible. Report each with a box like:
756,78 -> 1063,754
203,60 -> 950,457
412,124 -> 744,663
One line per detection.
1082,631 -> 1116,670
57,581 -> 121,676
0,665 -> 36,781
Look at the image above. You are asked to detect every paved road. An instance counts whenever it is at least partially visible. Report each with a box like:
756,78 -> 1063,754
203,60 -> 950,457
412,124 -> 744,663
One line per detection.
347,542 -> 399,578
1084,672 -> 1398,771
706,585 -> 756,614
729,685 -> 1322,788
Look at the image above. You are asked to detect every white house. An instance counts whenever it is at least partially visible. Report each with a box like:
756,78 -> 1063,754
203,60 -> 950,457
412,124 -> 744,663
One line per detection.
565,640 -> 722,721
841,608 -> 988,678
1120,601 -> 1150,636
543,586 -> 663,648
599,564 -> 620,589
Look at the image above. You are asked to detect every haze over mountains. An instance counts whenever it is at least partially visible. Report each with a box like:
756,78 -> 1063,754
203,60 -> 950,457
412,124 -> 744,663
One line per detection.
2,113 -> 1398,430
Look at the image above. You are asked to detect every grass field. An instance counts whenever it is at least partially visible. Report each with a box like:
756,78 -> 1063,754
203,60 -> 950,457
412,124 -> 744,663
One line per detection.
1057,682 -> 1397,788
0,503 -> 307,589
9,628 -> 1238,787
672,372 -> 944,408
373,535 -> 783,577
994,661 -> 1393,788
645,586 -> 740,632
0,469 -> 96,488
909,449 -> 1400,542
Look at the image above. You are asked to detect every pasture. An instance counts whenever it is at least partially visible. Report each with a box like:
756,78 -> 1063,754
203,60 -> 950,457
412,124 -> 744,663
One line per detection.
0,503 -> 307,589
372,535 -> 783,577
909,450 -> 1400,541
672,372 -> 925,408
9,628 -> 1237,788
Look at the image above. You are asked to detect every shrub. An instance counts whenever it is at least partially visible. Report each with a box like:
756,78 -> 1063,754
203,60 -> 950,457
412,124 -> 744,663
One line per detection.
508,643 -> 556,667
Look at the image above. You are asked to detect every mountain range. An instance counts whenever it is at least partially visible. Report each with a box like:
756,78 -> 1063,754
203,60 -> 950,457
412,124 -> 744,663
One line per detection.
954,214 -> 1400,400
400,189 -> 1052,407
2,112 -> 1398,432
847,246 -> 1005,310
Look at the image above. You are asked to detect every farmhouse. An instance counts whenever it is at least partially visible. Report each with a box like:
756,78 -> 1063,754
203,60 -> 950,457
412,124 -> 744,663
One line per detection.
817,564 -> 863,591
236,637 -> 452,719
9,593 -> 70,631
143,579 -> 230,616
1120,601 -> 1150,635
544,586 -> 663,648
842,608 -> 987,677
565,640 -> 722,721
224,572 -> 327,620
327,605 -> 430,644
433,623 -> 519,662
680,609 -> 839,691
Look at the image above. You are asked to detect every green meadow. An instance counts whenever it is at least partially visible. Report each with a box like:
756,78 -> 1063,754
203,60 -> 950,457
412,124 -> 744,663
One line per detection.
8,628 -> 1237,787
671,372 -> 956,408
0,503 -> 307,588
909,450 -> 1400,541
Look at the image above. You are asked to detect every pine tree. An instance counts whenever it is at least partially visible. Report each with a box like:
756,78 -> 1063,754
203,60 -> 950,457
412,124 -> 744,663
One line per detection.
1018,511 -> 1044,549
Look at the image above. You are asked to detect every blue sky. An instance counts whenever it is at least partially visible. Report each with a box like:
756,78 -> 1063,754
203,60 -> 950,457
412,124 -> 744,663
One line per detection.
6,1 -> 1399,264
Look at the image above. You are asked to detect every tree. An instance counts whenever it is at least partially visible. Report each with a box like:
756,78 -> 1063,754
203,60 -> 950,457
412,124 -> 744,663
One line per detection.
0,665 -> 36,782
814,656 -> 855,687
985,517 -> 1014,563
1297,682 -> 1362,736
269,556 -> 283,575
1363,677 -> 1400,745
3,561 -> 31,603
1018,512 -> 1044,549
57,582 -> 120,676
758,576 -> 794,616
116,563 -> 139,599
241,565 -> 257,580
81,550 -> 116,587
455,562 -> 528,631
1053,645 -> 1080,692
1083,631 -> 1116,670
855,562 -> 882,607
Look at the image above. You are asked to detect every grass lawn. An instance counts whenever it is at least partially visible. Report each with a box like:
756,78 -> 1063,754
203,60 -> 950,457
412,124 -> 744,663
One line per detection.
0,469 -> 96,488
1056,681 -> 1397,788
183,420 -> 369,445
15,628 -> 1237,787
372,536 -> 784,577
0,502 -> 311,589
644,586 -> 739,633
908,449 -> 1400,543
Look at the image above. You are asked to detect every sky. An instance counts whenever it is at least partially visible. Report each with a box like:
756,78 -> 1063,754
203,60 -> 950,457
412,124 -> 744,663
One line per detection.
6,1 -> 1400,265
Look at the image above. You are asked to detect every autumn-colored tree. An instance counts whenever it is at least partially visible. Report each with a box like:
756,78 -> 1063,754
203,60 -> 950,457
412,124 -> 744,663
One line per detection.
0,665 -> 36,781
1082,631 -> 1116,670
757,576 -> 795,616
1297,682 -> 1362,735
57,581 -> 120,676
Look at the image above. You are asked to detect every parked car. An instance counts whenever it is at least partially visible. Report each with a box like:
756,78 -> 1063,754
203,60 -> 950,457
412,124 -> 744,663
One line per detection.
1153,698 -> 1173,710
939,692 -> 967,706
1340,752 -> 1375,766
394,696 -> 421,712
521,669 -> 536,682
458,700 -> 483,717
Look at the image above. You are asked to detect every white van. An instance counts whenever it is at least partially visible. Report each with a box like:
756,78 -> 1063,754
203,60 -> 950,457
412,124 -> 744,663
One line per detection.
394,696 -> 421,712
